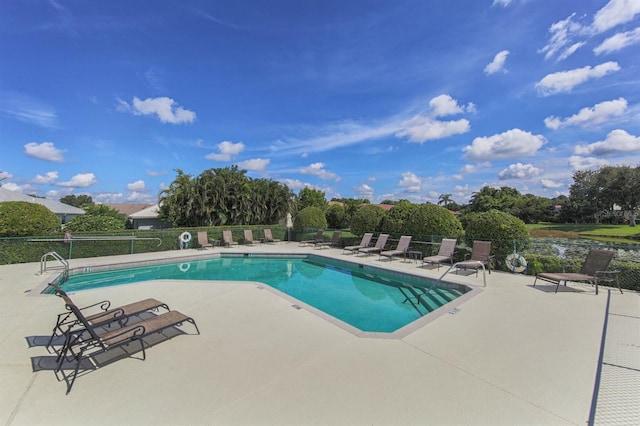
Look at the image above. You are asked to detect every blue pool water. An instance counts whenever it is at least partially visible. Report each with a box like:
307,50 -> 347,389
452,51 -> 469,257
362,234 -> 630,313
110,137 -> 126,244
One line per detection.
60,256 -> 466,333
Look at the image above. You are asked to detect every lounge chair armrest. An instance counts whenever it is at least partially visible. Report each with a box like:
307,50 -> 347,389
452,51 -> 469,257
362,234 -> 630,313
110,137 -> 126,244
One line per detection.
69,300 -> 111,312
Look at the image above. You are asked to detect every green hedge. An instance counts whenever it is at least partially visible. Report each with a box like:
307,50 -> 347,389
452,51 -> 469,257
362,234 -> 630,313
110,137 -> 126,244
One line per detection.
0,226 -> 289,265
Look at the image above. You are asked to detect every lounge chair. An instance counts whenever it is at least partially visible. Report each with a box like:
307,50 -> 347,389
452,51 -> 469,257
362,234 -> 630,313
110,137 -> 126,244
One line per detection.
533,248 -> 622,295
47,284 -> 170,350
222,230 -> 238,247
422,238 -> 457,269
315,231 -> 341,249
197,231 -> 213,249
243,229 -> 259,245
263,229 -> 281,243
438,241 -> 494,287
358,234 -> 389,256
300,230 -> 324,246
343,233 -> 373,254
55,293 -> 199,394
379,235 -> 412,261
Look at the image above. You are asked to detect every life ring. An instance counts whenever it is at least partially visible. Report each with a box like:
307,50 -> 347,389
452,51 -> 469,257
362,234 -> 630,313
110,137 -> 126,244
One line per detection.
180,232 -> 192,243
505,253 -> 527,273
179,262 -> 190,272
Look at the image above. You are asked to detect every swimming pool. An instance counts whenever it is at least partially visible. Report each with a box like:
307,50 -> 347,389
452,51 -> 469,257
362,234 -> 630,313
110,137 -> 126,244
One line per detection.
57,255 -> 469,334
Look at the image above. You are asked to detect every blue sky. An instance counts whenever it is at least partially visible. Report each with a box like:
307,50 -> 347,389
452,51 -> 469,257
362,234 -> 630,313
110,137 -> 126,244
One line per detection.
1,0 -> 640,206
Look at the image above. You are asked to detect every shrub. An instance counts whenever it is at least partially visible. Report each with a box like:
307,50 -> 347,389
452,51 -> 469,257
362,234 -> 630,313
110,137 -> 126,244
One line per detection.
293,207 -> 327,231
350,205 -> 386,236
64,215 -> 127,232
405,203 -> 463,238
461,210 -> 531,269
325,204 -> 347,229
0,201 -> 60,237
380,201 -> 418,235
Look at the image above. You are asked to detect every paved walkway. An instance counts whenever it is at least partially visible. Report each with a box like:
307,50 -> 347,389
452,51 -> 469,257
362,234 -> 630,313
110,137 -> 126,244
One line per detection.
1,243 -> 637,425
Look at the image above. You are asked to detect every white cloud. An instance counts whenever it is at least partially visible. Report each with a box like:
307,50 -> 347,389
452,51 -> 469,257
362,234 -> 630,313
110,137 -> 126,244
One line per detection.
0,91 -> 58,128
277,178 -> 307,190
592,0 -> 640,33
126,180 -> 146,191
0,171 -> 13,181
398,172 -> 421,193
536,62 -> 620,96
2,182 -> 26,192
238,158 -> 270,171
126,191 -> 154,203
568,156 -> 609,170
429,94 -> 475,117
460,162 -> 491,174
118,96 -> 196,124
31,171 -> 59,184
594,27 -> 640,55
24,142 -> 65,162
396,95 -> 474,143
56,173 -> 97,188
146,169 -> 167,176
397,117 -> 470,143
539,13 -> 587,61
463,129 -> 546,161
300,162 -> 340,181
93,192 -> 125,203
498,163 -> 542,180
574,129 -> 640,156
353,183 -> 374,200
491,0 -> 512,6
544,98 -> 628,129
541,179 -> 564,189
540,1 -> 640,61
205,141 -> 245,161
484,50 -> 510,75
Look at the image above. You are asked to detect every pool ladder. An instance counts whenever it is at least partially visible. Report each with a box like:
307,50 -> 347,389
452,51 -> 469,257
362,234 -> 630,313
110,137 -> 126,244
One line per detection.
40,251 -> 69,278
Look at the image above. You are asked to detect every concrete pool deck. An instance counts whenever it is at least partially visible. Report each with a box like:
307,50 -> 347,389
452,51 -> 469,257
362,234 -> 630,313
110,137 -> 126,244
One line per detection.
1,242 -> 638,425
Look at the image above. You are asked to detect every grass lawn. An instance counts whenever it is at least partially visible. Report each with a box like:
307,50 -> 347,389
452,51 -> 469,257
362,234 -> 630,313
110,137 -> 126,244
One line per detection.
528,222 -> 640,243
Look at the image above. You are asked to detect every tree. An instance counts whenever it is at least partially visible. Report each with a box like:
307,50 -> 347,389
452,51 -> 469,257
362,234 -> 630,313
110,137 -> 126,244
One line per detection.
461,210 -> 530,269
405,203 -> 463,238
293,206 -> 327,231
437,193 -> 453,209
0,201 -> 60,236
297,188 -> 328,212
350,205 -> 386,236
325,204 -> 347,229
65,204 -> 128,232
380,201 -> 418,234
159,166 -> 293,227
60,194 -> 94,209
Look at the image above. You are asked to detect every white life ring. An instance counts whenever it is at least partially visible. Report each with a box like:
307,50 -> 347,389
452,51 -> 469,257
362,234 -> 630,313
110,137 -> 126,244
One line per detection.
179,262 -> 190,272
505,253 -> 527,273
180,232 -> 192,243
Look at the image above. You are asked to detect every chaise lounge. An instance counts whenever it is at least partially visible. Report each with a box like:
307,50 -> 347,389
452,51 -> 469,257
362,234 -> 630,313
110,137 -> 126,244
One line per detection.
343,232 -> 373,254
222,230 -> 239,247
533,248 -> 622,295
315,231 -> 341,249
422,238 -> 457,269
47,284 -> 170,350
55,293 -> 199,394
263,229 -> 281,243
197,231 -> 213,249
358,234 -> 389,256
379,235 -> 412,261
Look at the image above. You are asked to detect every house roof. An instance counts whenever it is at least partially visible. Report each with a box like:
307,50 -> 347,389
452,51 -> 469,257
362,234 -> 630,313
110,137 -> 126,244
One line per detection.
128,204 -> 161,219
0,187 -> 85,215
106,203 -> 153,216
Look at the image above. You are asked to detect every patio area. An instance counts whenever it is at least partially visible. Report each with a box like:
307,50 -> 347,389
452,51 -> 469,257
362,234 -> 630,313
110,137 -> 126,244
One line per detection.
1,242 -> 637,425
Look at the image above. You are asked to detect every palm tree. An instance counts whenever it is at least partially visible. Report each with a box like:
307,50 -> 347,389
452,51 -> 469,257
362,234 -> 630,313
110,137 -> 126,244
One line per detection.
438,193 -> 453,209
